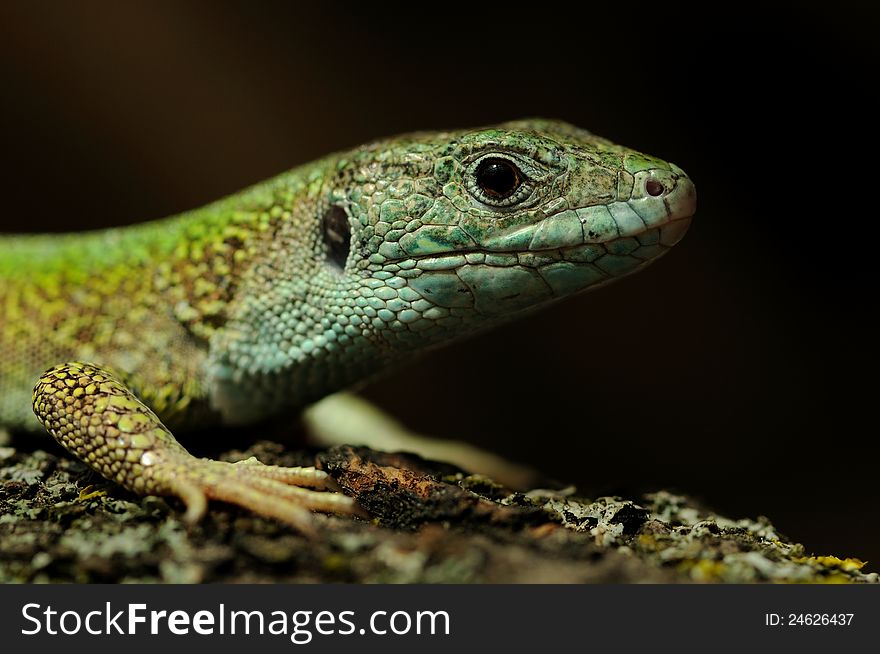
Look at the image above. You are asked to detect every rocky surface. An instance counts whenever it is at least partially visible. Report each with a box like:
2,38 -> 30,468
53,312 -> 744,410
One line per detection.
0,441 -> 875,584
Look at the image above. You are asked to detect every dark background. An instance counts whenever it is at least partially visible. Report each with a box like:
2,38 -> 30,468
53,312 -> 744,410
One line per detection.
1,3 -> 877,566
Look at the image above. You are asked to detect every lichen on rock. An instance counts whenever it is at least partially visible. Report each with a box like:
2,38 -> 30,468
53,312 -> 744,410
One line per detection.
0,442 -> 875,584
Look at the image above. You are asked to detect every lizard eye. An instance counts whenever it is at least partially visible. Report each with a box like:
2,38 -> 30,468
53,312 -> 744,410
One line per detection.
467,155 -> 534,208
476,158 -> 521,199
322,205 -> 351,269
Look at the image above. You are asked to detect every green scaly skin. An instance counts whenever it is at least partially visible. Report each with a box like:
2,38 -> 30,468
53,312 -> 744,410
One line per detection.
1,119 -> 696,529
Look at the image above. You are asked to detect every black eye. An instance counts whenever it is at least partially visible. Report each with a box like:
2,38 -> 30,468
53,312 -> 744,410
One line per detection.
475,158 -> 522,199
322,205 -> 350,269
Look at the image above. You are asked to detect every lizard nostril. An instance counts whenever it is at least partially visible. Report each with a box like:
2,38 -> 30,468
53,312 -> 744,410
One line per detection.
645,179 -> 665,197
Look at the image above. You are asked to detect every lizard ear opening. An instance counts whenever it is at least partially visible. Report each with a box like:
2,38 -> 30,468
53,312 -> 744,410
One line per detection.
322,205 -> 351,270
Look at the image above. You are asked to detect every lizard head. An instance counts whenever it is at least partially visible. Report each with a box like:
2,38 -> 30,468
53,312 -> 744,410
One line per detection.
327,118 -> 696,343
210,119 -> 696,418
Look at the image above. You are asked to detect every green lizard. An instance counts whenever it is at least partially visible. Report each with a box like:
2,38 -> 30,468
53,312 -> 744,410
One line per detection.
0,119 -> 695,531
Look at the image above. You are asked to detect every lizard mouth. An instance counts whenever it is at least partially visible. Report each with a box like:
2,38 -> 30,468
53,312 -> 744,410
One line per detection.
399,217 -> 692,317
408,217 -> 691,274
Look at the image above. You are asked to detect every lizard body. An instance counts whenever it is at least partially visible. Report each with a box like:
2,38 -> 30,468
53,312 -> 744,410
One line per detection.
1,120 -> 696,528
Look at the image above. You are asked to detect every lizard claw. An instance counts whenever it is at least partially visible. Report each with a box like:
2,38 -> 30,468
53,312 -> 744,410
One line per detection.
33,362 -> 366,533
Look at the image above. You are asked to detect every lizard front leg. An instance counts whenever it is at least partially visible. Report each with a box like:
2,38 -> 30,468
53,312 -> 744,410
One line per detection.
32,362 -> 364,534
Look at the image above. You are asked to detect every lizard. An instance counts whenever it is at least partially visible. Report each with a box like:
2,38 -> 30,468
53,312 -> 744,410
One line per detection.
0,119 -> 696,532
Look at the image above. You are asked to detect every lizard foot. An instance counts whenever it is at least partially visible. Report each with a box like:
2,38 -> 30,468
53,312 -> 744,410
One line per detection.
32,362 -> 366,534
